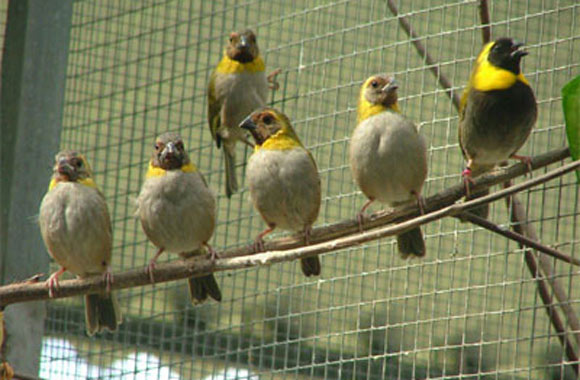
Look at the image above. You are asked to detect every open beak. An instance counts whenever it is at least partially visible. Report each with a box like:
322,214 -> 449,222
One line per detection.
510,41 -> 528,59
382,79 -> 398,93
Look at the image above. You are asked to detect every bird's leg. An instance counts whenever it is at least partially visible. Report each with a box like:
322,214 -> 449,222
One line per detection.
303,226 -> 312,245
46,266 -> 66,298
204,242 -> 219,262
146,247 -> 165,284
411,190 -> 426,215
267,68 -> 282,90
357,198 -> 375,233
510,154 -> 533,172
462,160 -> 475,197
102,266 -> 114,293
254,225 -> 275,252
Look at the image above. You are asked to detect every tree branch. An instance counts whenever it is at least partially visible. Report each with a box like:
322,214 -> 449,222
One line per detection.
457,212 -> 580,266
0,151 -> 576,306
479,0 -> 491,44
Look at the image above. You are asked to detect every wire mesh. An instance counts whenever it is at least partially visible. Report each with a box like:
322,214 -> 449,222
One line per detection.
4,0 -> 578,379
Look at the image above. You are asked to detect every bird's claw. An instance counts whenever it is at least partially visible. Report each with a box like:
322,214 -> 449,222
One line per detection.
204,243 -> 219,262
356,212 -> 365,233
267,68 -> 282,90
46,267 -> 66,298
511,154 -> 533,172
254,238 -> 265,252
103,269 -> 113,293
145,261 -> 156,284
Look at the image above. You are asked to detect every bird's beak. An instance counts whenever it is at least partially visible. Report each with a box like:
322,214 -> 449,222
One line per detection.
382,79 -> 398,93
160,142 -> 176,163
57,158 -> 75,180
240,114 -> 257,131
240,114 -> 264,145
238,35 -> 249,49
510,41 -> 528,59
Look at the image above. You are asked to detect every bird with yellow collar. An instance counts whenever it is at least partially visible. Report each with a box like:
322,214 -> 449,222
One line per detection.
39,150 -> 122,335
208,29 -> 280,198
137,132 -> 221,303
459,37 -> 537,218
349,74 -> 428,258
240,107 -> 322,277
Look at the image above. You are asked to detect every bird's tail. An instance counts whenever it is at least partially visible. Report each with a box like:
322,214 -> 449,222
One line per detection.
188,274 -> 222,304
85,292 -> 122,336
397,227 -> 426,259
300,257 -> 321,277
223,148 -> 238,198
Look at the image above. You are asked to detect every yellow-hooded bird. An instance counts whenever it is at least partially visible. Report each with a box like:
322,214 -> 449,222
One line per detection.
349,74 -> 428,258
39,150 -> 122,335
137,132 -> 221,303
459,37 -> 537,218
208,29 -> 277,198
240,107 -> 322,276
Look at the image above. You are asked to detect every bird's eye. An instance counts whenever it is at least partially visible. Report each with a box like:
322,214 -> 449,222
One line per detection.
371,80 -> 379,88
76,160 -> 83,168
263,115 -> 273,124
176,141 -> 184,150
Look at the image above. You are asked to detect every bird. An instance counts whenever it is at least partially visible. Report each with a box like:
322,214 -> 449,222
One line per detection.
349,74 -> 428,258
240,107 -> 322,276
207,29 -> 280,198
459,37 -> 537,219
137,132 -> 221,303
38,150 -> 122,335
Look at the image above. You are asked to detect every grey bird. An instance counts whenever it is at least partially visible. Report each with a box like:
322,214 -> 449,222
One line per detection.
39,150 -> 122,335
349,74 -> 428,258
241,107 -> 322,276
137,132 -> 221,303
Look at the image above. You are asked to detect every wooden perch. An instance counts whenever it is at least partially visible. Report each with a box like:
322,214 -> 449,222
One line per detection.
0,148 -> 575,306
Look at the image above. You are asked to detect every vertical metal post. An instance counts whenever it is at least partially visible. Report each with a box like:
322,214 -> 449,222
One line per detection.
0,0 -> 73,376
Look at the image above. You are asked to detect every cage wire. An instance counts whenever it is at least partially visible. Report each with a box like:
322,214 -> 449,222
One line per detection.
2,0 -> 578,379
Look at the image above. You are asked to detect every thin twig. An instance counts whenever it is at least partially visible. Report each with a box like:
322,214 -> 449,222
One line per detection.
458,212 -> 580,266
0,154 -> 577,306
479,0 -> 491,43
386,0 -> 461,109
505,189 -> 580,375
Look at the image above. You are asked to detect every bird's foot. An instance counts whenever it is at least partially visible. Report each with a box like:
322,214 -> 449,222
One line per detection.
462,167 -> 475,197
267,68 -> 282,90
411,191 -> 426,215
204,243 -> 219,262
511,154 -> 533,172
102,268 -> 114,293
46,267 -> 66,298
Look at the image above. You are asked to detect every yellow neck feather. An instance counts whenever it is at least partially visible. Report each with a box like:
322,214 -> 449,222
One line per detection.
215,54 -> 265,74
48,177 -> 98,191
357,97 -> 400,123
471,42 -> 530,92
255,130 -> 302,151
146,161 -> 197,179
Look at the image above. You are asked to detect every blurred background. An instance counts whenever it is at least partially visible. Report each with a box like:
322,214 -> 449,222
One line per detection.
1,0 -> 579,379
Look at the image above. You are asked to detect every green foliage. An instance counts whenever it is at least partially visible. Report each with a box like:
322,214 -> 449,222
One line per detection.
562,75 -> 580,182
